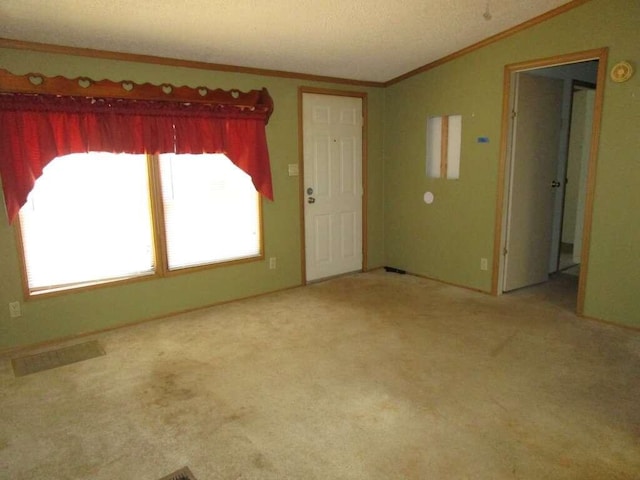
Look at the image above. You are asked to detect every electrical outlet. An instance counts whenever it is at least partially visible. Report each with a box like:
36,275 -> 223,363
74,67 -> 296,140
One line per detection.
480,258 -> 488,271
9,301 -> 21,318
269,257 -> 277,269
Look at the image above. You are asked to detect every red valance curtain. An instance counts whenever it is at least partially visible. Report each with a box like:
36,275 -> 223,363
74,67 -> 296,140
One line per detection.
0,92 -> 273,222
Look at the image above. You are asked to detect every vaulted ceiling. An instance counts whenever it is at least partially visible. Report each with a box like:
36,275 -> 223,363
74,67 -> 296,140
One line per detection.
1,0 -> 575,83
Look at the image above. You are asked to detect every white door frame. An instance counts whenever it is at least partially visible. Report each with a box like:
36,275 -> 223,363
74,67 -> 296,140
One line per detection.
298,87 -> 368,284
492,48 -> 608,315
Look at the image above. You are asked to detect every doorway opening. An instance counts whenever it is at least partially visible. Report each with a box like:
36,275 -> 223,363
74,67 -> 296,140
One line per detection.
555,80 -> 596,277
492,48 -> 608,315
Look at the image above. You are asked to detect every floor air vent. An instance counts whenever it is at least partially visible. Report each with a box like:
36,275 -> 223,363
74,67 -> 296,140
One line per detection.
158,467 -> 197,480
12,340 -> 105,377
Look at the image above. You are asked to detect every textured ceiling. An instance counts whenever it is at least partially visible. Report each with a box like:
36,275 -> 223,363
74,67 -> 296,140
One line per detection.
0,0 -> 574,83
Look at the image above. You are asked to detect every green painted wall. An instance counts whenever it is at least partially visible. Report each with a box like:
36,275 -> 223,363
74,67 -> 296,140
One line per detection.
1,0 -> 638,350
0,50 -> 386,350
383,0 -> 639,326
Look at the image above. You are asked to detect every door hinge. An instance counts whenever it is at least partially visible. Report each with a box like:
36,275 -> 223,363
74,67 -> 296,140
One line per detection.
510,110 -> 517,119
503,247 -> 508,256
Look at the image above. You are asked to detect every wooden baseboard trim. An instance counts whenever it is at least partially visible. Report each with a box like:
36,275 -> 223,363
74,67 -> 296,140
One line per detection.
398,270 -> 640,334
2,270 -> 636,358
401,270 -> 490,295
0,283 -> 303,358
579,313 -> 640,333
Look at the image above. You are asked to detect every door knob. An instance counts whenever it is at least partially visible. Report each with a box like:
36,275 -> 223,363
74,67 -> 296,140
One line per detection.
551,180 -> 561,188
308,197 -> 316,204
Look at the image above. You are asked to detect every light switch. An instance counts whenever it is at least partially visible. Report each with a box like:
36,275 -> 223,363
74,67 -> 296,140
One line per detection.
288,164 -> 299,176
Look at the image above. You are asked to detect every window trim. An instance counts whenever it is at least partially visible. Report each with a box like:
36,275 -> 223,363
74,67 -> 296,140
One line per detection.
14,153 -> 264,300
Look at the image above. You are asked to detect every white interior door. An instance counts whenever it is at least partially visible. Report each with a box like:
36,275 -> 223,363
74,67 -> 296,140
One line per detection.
503,73 -> 564,291
303,93 -> 363,282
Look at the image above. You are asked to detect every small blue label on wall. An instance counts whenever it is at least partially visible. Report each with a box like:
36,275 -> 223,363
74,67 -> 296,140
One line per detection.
477,137 -> 490,143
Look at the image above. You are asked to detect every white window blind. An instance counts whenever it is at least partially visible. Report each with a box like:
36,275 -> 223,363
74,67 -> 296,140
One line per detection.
19,153 -> 155,292
158,153 -> 261,270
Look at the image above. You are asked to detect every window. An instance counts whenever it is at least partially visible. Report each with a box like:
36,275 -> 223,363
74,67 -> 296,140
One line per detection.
158,153 -> 261,270
18,152 -> 261,295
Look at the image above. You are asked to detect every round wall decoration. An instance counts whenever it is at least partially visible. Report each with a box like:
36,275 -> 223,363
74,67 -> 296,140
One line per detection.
610,61 -> 634,83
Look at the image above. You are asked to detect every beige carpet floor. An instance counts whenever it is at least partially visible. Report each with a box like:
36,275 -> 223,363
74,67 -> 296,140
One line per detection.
0,271 -> 638,479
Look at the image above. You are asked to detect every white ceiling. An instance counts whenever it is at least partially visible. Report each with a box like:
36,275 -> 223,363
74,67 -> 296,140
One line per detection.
0,0 -> 574,83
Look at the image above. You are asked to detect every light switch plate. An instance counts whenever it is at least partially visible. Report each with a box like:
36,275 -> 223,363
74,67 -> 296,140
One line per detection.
288,164 -> 299,176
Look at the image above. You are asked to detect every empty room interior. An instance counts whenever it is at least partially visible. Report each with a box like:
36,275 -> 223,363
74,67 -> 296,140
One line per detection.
0,0 -> 638,478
